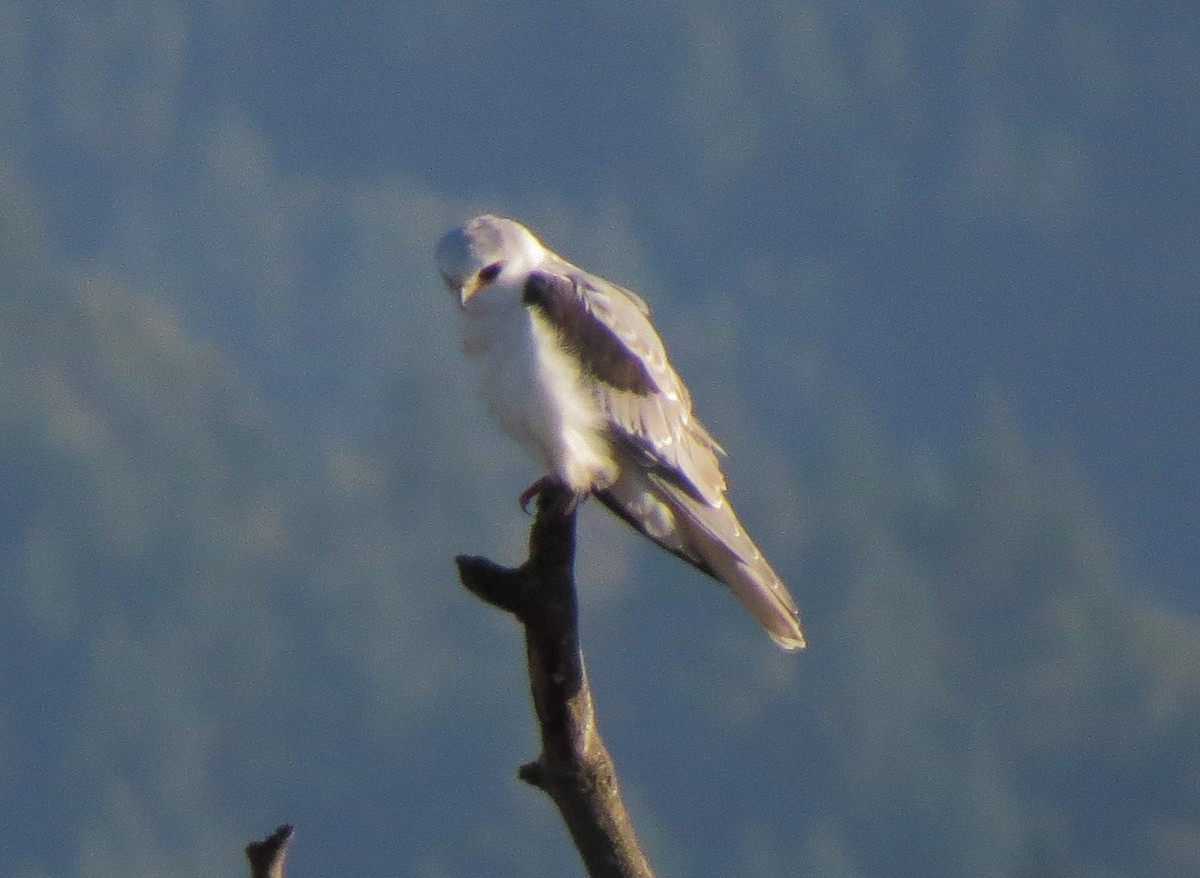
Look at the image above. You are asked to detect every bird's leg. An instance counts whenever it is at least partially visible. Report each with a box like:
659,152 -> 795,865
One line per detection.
519,476 -> 586,516
561,490 -> 587,516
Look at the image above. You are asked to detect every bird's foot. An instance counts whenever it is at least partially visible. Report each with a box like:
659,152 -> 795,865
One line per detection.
518,477 -> 584,516
519,476 -> 558,514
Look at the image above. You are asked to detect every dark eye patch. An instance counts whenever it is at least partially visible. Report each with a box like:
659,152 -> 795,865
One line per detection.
478,262 -> 503,283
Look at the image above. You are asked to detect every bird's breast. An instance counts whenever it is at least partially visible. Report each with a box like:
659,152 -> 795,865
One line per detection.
460,300 -> 615,492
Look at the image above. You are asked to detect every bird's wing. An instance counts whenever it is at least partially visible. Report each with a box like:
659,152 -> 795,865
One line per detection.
521,263 -> 726,506
523,257 -> 806,650
596,459 -> 805,650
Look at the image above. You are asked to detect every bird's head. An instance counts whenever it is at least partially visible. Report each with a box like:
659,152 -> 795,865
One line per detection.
435,215 -> 548,308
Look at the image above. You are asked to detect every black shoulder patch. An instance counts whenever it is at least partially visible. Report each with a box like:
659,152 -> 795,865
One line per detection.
523,272 -> 658,395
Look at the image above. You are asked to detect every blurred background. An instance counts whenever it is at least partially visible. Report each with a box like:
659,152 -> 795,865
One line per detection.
1,3 -> 1197,876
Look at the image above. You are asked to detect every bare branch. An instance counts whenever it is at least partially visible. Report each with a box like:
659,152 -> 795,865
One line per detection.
245,824 -> 294,878
456,485 -> 656,878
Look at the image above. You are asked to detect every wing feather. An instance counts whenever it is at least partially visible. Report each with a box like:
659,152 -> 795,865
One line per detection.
523,264 -> 727,506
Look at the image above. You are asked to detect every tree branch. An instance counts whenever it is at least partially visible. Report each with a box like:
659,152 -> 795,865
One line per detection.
456,485 -> 656,878
245,824 -> 293,878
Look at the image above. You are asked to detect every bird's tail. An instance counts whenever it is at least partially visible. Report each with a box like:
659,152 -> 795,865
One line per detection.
596,469 -> 806,650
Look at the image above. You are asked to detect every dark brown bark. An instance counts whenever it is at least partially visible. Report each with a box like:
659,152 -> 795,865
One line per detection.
245,824 -> 293,878
456,484 -> 656,878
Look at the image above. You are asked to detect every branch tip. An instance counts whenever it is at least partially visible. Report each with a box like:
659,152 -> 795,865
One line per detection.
518,759 -> 546,789
455,554 -> 529,615
245,824 -> 294,878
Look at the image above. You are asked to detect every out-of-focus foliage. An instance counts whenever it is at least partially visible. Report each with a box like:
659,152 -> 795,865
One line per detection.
0,2 -> 1196,877
2,169 -> 1197,875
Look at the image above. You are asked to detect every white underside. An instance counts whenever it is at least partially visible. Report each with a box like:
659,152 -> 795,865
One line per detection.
460,294 -> 616,493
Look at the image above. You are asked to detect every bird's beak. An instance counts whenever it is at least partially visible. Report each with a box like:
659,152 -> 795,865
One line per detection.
457,278 -> 480,309
441,272 -> 475,309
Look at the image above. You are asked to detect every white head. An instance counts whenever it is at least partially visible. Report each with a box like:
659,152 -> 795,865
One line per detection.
435,215 -> 549,308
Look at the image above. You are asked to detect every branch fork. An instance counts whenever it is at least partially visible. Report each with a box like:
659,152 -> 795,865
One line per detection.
456,485 -> 655,878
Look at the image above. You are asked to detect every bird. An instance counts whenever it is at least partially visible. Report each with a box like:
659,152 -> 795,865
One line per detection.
434,215 -> 805,650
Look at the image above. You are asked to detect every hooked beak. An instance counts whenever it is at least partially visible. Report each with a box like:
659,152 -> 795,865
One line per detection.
457,278 -> 479,309
441,273 -> 478,309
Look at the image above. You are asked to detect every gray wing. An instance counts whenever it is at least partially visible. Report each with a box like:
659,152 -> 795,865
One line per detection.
522,264 -> 726,506
523,261 -> 806,650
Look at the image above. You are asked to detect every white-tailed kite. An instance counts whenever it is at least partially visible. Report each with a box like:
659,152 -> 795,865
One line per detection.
435,216 -> 805,650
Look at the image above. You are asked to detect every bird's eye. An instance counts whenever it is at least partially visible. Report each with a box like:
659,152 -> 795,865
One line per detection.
478,262 -> 503,284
